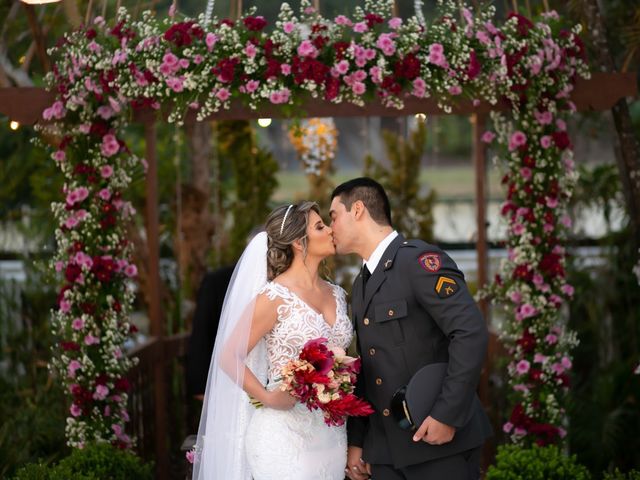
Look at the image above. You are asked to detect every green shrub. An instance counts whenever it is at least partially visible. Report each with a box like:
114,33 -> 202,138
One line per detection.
12,463 -> 50,480
11,443 -> 152,480
486,444 -> 591,480
603,469 -> 640,480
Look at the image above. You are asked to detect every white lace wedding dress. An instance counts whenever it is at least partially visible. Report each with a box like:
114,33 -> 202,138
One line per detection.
244,281 -> 353,480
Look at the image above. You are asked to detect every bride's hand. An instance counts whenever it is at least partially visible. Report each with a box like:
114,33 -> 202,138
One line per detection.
264,390 -> 297,410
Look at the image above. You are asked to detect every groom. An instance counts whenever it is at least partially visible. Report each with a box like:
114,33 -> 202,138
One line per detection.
330,178 -> 492,480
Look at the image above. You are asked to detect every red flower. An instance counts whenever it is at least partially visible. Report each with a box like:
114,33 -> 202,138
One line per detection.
322,394 -> 375,426
394,53 -> 421,80
381,76 -> 402,95
90,120 -> 110,137
529,368 -> 543,382
325,77 -> 341,101
364,13 -> 384,28
509,403 -> 532,429
516,329 -> 536,353
164,21 -> 203,47
264,58 -> 281,79
540,252 -> 564,278
312,35 -> 328,51
263,39 -> 275,57
80,302 -> 97,314
86,28 -> 97,40
467,50 -> 481,79
115,377 -> 131,392
552,131 -> 571,150
522,155 -> 536,168
333,41 -> 350,61
91,255 -> 117,282
65,263 -> 82,283
512,264 -> 533,282
529,422 -> 560,446
299,338 -> 334,375
61,341 -> 81,352
243,15 -> 267,31
212,57 -> 239,83
507,12 -> 534,37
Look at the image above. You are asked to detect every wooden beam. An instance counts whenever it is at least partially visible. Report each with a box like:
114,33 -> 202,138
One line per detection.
143,120 -> 168,480
472,112 -> 489,319
0,72 -> 636,125
22,4 -> 50,73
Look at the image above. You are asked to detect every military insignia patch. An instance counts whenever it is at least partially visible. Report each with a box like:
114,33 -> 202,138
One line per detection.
435,276 -> 458,298
419,253 -> 441,272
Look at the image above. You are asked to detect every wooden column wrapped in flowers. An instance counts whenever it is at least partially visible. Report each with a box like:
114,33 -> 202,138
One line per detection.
40,0 -> 589,449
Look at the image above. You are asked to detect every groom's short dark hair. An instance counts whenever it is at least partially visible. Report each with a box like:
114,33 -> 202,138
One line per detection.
332,177 -> 392,227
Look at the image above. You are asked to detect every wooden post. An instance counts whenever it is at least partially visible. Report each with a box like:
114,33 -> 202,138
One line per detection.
144,120 -> 168,480
22,4 -> 50,73
472,113 -> 489,319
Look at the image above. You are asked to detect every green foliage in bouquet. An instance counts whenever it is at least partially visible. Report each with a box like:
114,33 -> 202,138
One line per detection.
364,121 -> 436,242
486,444 -> 591,480
11,443 -> 153,480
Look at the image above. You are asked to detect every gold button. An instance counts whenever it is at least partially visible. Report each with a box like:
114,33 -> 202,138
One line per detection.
369,348 -> 376,356
383,409 -> 390,416
388,309 -> 394,316
363,318 -> 370,325
375,378 -> 383,385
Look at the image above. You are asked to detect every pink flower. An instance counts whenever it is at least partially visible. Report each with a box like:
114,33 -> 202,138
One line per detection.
388,17 -> 402,29
60,299 -> 71,313
206,33 -> 218,52
364,48 -> 376,61
94,385 -> 109,401
534,353 -> 547,364
509,291 -> 522,304
535,110 -> 553,125
560,214 -> 572,228
283,21 -> 296,33
245,80 -> 260,93
163,52 -> 179,67
84,334 -> 100,346
520,303 -> 537,318
244,42 -> 257,58
186,449 -> 196,464
556,119 -> 567,131
53,150 -> 66,162
533,273 -> 544,286
352,82 -> 366,95
335,60 -> 349,75
546,197 -> 559,208
179,58 -> 190,69
376,34 -> 396,56
476,31 -> 491,45
297,40 -> 318,58
561,284 -> 575,296
514,427 -> 527,437
448,85 -> 462,95
101,134 -> 120,157
503,422 -> 514,433
551,362 -> 565,375
369,66 -> 382,84
104,406 -> 111,417
509,131 -> 527,151
540,136 -> 552,149
64,216 -> 78,229
353,22 -> 368,33
481,131 -> 496,143
516,359 -> 530,375
193,54 -> 204,65
166,76 -> 184,92
100,165 -> 114,178
561,356 -> 572,369
545,333 -> 558,345
216,88 -> 230,101
512,223 -> 525,235
68,360 -> 82,378
412,77 -> 426,97
353,70 -> 367,82
124,264 -> 138,278
334,15 -> 352,27
280,64 -> 291,75
97,105 -> 114,120
269,88 -> 290,104
70,403 -> 82,417
72,318 -> 84,330
520,167 -> 532,181
98,189 -> 111,201
55,261 -> 64,272
112,424 -> 123,437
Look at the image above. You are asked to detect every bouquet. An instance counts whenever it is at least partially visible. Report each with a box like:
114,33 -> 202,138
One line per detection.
280,337 -> 374,426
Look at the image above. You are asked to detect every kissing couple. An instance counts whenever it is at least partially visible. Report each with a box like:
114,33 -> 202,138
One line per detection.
192,177 -> 492,480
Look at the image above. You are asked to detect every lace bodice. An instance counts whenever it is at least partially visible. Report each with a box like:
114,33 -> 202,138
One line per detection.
259,281 -> 353,384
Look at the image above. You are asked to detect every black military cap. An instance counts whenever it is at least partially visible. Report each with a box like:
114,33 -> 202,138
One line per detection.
391,362 -> 472,431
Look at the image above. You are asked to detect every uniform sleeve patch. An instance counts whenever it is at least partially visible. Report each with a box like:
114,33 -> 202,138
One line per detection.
435,276 -> 458,298
418,252 -> 441,272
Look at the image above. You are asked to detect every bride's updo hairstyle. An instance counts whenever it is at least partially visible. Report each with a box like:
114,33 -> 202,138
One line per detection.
265,201 -> 319,281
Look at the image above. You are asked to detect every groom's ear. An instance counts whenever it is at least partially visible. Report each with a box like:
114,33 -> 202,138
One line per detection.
352,200 -> 365,220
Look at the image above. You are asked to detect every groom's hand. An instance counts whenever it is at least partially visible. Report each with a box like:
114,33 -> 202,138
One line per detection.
345,446 -> 371,479
412,416 -> 455,445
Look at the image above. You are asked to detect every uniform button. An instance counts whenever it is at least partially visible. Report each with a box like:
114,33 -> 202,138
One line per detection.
388,309 -> 394,316
369,348 -> 376,356
383,409 -> 390,416
363,318 -> 370,325
375,378 -> 383,385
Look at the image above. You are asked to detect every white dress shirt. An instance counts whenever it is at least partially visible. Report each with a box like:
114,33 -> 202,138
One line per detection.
364,230 -> 398,274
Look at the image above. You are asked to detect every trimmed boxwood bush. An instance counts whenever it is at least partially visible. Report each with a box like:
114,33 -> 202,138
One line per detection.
487,444 -> 591,480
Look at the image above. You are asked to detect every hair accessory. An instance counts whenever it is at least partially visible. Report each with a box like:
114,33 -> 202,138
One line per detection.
279,204 -> 294,236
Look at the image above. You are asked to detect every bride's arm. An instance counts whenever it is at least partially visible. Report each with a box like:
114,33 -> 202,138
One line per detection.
219,294 -> 296,410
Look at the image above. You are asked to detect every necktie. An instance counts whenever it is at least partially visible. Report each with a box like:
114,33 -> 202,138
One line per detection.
362,265 -> 371,298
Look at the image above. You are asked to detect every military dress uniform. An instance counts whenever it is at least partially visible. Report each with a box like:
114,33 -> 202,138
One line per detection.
348,233 -> 492,479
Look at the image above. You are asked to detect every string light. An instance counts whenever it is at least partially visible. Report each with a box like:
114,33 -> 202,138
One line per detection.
10,121 -> 20,130
257,118 -> 272,128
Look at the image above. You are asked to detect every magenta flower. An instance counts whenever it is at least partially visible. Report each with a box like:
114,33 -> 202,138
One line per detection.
98,188 -> 111,201
70,403 -> 82,417
244,42 -> 257,58
520,167 -> 532,181
503,422 -> 514,433
297,40 -> 318,58
101,134 -> 120,157
520,303 -> 537,319
376,34 -> 396,56
280,64 -> 291,75
509,131 -> 527,151
353,22 -> 368,33
64,216 -> 79,229
534,353 -> 547,364
509,290 -> 522,304
94,385 -> 109,400
448,85 -> 462,95
516,359 -> 530,375
512,223 -> 525,235
68,360 -> 82,378
72,318 -> 84,330
561,284 -> 575,296
551,363 -> 565,375
388,17 -> 402,29
561,356 -> 572,369
481,131 -> 496,143
545,333 -> 558,345
546,197 -> 559,208
352,82 -> 366,95
124,264 -> 138,278
166,76 -> 184,93
540,136 -> 552,149
216,88 -> 230,101
84,334 -> 100,346
283,21 -> 296,33
534,110 -> 553,125
186,449 -> 196,464
59,299 -> 71,313
206,33 -> 218,52
335,60 -> 349,75
245,80 -> 260,93
334,15 -> 352,27
560,214 -> 572,228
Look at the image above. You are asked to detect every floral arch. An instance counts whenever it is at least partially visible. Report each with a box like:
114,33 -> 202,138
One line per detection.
39,0 -> 593,454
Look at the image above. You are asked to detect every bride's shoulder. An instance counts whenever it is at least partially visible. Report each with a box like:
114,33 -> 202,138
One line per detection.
324,280 -> 347,298
258,281 -> 291,302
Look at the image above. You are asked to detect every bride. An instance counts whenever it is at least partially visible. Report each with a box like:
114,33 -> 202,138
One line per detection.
192,201 -> 353,480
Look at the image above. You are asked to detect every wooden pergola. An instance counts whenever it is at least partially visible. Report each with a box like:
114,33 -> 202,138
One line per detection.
0,71 -> 636,478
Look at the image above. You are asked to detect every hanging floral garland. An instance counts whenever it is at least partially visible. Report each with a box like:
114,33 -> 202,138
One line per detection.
288,118 -> 338,176
40,0 -> 588,448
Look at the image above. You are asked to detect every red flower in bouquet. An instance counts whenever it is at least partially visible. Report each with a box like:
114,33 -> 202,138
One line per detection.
280,338 -> 374,426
